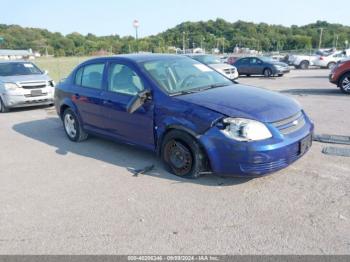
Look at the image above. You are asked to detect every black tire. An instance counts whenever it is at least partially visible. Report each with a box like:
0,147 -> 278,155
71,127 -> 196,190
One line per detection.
327,62 -> 336,70
0,97 -> 9,113
62,108 -> 88,142
161,130 -> 208,179
339,73 -> 350,94
278,74 -> 284,77
299,61 -> 309,70
263,68 -> 272,77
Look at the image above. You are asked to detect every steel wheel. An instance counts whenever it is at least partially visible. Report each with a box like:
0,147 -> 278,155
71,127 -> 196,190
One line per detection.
164,140 -> 193,176
64,113 -> 77,138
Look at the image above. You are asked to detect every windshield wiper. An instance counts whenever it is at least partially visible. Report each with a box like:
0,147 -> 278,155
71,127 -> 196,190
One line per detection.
171,83 -> 230,96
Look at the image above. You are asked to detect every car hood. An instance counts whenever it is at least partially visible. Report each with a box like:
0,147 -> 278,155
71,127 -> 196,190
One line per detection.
176,84 -> 300,123
209,63 -> 236,70
0,74 -> 51,83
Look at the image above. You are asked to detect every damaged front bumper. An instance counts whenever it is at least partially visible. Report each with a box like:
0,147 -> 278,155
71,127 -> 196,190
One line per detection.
198,115 -> 314,177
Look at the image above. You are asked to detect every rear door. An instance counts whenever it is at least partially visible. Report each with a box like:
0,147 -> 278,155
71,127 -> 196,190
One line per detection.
100,61 -> 155,149
72,62 -> 106,131
235,58 -> 250,75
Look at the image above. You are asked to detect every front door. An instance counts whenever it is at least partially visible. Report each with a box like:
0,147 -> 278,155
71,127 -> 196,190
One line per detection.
100,61 -> 154,150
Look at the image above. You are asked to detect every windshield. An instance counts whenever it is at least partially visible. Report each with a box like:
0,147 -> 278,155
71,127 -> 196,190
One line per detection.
0,62 -> 43,76
192,55 -> 222,64
142,57 -> 232,95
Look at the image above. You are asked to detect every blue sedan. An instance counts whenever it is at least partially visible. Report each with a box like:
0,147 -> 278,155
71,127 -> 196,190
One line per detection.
234,56 -> 290,77
55,54 -> 313,178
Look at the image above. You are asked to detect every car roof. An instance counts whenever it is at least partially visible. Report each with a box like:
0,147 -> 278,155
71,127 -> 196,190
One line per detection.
84,54 -> 185,64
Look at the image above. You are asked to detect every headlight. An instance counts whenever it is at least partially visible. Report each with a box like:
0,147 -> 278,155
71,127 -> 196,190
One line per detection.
274,65 -> 283,70
221,118 -> 272,142
4,83 -> 20,91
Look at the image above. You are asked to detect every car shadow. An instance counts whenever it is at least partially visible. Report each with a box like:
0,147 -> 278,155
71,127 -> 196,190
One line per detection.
280,88 -> 344,97
12,117 -> 252,187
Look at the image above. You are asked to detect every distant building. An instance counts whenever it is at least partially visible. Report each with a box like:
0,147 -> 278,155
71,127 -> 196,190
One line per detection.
0,49 -> 35,60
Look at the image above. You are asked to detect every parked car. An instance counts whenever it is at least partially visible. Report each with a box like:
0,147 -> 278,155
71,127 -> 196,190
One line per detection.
234,57 -> 290,77
288,54 -> 318,69
288,49 -> 338,69
0,60 -> 55,112
186,54 -> 239,80
55,54 -> 313,179
314,51 -> 348,69
329,58 -> 350,94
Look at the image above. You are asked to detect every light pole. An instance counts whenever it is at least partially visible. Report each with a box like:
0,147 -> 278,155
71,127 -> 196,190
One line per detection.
318,28 -> 324,49
182,32 -> 186,54
133,19 -> 140,53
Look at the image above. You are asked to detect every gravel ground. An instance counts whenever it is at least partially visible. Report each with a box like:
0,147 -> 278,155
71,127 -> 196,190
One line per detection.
0,69 -> 349,254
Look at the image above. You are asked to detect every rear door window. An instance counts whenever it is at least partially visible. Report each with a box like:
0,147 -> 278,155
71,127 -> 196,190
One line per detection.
75,63 -> 105,89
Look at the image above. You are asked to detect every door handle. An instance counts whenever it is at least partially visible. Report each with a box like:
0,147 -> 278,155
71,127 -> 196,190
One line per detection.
74,93 -> 80,99
103,100 -> 113,105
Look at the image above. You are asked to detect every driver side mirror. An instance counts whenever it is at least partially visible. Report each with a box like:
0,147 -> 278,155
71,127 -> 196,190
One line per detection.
126,90 -> 152,114
43,70 -> 49,75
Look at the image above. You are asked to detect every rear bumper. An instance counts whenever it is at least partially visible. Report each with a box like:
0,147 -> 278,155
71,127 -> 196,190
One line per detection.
199,113 -> 314,177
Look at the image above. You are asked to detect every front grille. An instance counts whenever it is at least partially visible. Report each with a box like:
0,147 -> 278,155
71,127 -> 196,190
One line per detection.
223,68 -> 236,74
19,81 -> 47,89
271,111 -> 305,135
240,151 -> 300,174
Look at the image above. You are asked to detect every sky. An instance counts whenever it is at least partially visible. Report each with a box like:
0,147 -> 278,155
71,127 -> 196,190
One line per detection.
1,0 -> 349,37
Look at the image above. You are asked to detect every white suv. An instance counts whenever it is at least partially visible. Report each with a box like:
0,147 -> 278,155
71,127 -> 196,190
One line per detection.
0,61 -> 55,112
314,51 -> 349,69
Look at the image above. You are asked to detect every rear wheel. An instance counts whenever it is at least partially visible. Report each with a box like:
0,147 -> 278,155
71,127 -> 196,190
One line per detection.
62,108 -> 88,142
299,61 -> 309,70
263,68 -> 272,77
339,73 -> 350,94
0,97 -> 9,113
327,62 -> 336,69
161,130 -> 208,179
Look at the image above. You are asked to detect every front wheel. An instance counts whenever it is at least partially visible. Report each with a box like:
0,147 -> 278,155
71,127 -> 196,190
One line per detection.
0,97 -> 9,113
263,68 -> 272,77
63,108 -> 88,142
339,73 -> 350,94
161,130 -> 208,179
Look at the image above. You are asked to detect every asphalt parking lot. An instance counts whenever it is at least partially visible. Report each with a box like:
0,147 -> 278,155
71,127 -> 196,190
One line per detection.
0,69 -> 349,255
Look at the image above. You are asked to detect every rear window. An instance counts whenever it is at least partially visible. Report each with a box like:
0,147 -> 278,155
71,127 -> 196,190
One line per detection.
0,62 -> 42,76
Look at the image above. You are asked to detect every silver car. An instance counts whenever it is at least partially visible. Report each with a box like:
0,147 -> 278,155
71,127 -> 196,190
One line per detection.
187,54 -> 239,80
0,61 -> 54,112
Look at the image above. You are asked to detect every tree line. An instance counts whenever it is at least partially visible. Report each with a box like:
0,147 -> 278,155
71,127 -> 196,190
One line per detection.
0,19 -> 349,57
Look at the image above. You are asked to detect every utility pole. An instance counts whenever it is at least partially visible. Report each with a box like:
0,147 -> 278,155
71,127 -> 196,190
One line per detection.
182,32 -> 186,54
223,38 -> 225,54
318,28 -> 324,49
133,20 -> 139,53
335,35 -> 339,49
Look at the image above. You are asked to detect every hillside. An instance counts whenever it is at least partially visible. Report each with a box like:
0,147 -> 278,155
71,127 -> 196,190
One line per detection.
0,19 -> 349,56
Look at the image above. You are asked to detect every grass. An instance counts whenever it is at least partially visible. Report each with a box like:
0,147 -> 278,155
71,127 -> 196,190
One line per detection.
34,56 -> 91,82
